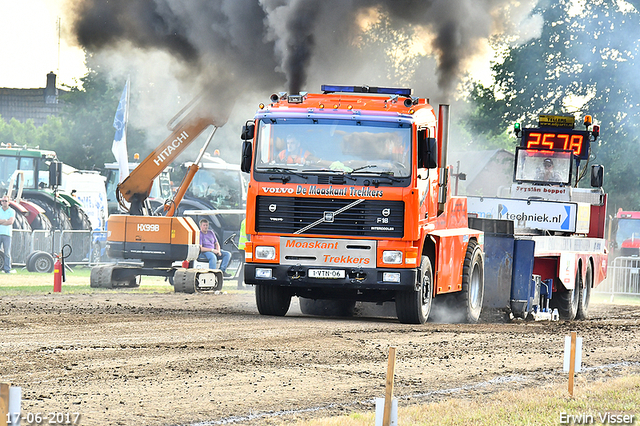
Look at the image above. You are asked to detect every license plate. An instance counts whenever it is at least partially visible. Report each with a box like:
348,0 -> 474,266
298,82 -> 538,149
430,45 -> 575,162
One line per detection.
308,269 -> 345,279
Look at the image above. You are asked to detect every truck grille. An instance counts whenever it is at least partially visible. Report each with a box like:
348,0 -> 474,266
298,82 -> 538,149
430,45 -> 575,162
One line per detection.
256,196 -> 404,238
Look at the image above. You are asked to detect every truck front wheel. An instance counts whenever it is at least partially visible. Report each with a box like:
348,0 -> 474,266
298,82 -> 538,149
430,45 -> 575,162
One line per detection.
456,240 -> 484,323
396,255 -> 433,324
255,284 -> 292,316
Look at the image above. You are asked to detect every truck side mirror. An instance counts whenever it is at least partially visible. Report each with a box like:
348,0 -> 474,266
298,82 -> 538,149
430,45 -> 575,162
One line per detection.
241,140 -> 253,173
241,122 -> 255,141
418,129 -> 438,169
591,164 -> 604,188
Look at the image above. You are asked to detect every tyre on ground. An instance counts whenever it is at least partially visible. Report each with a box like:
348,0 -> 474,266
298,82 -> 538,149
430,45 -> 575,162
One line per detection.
255,284 -> 291,316
27,251 -> 55,273
550,269 -> 581,321
396,255 -> 433,324
455,239 -> 484,324
576,261 -> 593,320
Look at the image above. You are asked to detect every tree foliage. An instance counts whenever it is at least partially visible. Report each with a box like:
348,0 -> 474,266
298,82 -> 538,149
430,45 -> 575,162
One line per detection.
0,54 -> 146,171
462,0 -> 640,210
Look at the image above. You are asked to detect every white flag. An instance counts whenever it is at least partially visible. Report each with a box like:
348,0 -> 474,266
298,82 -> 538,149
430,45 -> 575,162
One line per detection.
112,79 -> 130,183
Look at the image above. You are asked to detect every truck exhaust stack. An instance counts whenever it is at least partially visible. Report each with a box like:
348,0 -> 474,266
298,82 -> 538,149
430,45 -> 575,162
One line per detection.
438,104 -> 450,214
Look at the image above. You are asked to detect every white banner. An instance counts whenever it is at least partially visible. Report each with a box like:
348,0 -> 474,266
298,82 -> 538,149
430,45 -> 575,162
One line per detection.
467,196 -> 577,233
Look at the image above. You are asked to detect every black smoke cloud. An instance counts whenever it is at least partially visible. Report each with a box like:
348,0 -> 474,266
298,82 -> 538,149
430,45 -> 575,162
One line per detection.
68,0 -> 540,99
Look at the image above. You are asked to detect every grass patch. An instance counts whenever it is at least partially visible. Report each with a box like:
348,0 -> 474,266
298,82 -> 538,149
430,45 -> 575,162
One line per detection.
0,266 -> 173,295
294,375 -> 640,426
591,292 -> 640,305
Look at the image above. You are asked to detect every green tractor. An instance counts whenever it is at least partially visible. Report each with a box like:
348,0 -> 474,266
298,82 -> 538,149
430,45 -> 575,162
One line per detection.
0,143 -> 92,265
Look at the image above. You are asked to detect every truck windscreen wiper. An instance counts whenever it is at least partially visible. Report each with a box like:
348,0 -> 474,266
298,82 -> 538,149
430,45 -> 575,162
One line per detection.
346,167 -> 403,182
255,167 -> 308,182
303,168 -> 357,181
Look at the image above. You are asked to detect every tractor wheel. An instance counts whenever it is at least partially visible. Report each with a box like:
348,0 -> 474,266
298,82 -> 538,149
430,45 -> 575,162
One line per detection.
27,251 -> 55,273
455,240 -> 484,323
28,198 -> 72,230
255,284 -> 291,316
299,298 -> 356,317
29,212 -> 52,231
576,262 -> 593,320
11,211 -> 32,266
396,255 -> 433,324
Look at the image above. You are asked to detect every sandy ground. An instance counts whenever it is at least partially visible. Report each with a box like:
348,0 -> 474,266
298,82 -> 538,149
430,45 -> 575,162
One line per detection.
1,283 -> 639,426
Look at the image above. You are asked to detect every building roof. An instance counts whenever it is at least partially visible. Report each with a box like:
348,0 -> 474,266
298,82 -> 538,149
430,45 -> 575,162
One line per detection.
0,73 -> 65,127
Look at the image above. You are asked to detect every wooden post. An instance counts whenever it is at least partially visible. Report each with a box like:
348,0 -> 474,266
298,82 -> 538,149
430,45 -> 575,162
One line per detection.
0,383 -> 10,426
568,331 -> 577,397
383,347 -> 397,426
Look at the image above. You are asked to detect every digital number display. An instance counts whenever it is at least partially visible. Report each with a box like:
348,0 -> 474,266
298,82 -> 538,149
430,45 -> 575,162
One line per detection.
521,129 -> 589,159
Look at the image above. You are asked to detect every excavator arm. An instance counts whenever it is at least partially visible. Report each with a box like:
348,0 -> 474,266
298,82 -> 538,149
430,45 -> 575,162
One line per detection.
116,95 -> 229,215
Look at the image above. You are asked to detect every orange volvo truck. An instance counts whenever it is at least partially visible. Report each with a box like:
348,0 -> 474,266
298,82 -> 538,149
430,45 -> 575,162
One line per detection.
90,95 -> 229,292
239,85 -> 484,324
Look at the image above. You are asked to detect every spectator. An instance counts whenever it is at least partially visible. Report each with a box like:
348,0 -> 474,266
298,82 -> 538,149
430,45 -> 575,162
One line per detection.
199,218 -> 231,277
0,195 -> 16,273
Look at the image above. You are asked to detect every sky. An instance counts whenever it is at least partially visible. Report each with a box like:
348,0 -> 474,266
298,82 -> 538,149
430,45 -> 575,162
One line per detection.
0,0 -> 87,89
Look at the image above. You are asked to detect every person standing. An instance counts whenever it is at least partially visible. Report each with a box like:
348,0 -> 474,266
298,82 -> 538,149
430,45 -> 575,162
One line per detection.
199,218 -> 231,277
0,195 -> 16,273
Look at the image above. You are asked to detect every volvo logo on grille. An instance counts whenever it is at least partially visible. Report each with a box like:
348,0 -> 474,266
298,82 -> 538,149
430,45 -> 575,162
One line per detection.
324,212 -> 335,222
269,204 -> 277,212
382,208 -> 390,217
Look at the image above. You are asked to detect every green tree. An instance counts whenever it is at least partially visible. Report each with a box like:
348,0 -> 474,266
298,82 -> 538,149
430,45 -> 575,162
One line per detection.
58,56 -> 146,170
462,0 -> 640,210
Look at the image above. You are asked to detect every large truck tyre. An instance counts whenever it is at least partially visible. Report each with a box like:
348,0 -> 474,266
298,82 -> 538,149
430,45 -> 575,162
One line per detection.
255,284 -> 291,316
456,240 -> 484,323
576,262 -> 593,320
551,272 -> 581,320
396,255 -> 433,324
299,298 -> 356,317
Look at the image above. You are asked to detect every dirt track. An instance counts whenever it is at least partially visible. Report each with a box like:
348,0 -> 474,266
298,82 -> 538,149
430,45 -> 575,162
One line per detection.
1,285 -> 639,426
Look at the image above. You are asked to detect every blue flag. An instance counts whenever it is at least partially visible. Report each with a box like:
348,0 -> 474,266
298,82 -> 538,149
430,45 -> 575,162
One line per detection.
112,79 -> 130,183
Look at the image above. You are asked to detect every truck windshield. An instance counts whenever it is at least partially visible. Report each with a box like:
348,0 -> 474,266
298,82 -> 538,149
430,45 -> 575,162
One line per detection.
186,168 -> 246,209
255,119 -> 412,177
616,219 -> 640,247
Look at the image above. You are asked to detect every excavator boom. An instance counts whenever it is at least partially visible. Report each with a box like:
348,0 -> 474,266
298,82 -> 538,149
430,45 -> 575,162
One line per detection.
116,95 -> 229,214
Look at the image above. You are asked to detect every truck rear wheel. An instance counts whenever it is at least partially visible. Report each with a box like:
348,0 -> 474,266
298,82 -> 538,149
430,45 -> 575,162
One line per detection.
255,284 -> 291,316
455,240 -> 484,324
551,271 -> 581,320
396,255 -> 433,324
299,298 -> 356,317
576,262 -> 593,320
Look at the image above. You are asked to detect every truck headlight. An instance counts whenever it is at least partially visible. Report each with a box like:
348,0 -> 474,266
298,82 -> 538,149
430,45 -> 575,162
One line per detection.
382,250 -> 403,264
255,246 -> 276,260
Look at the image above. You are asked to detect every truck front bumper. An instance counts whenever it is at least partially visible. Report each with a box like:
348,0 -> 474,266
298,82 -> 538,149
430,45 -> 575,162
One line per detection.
244,263 -> 418,292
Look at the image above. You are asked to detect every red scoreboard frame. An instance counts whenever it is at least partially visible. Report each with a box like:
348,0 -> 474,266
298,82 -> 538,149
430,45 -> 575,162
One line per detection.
521,128 -> 590,160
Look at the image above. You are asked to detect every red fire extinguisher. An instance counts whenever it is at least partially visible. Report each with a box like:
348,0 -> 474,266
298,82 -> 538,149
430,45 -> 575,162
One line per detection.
53,255 -> 62,293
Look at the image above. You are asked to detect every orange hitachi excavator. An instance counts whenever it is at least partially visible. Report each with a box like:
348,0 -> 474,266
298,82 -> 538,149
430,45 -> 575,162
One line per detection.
90,94 -> 230,292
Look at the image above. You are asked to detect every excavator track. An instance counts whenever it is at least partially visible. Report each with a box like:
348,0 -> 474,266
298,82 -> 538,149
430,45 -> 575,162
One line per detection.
90,264 -> 115,289
173,268 -> 197,293
90,264 -> 141,289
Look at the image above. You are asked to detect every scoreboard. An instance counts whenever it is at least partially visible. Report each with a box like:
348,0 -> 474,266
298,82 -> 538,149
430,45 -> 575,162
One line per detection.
521,128 -> 590,160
